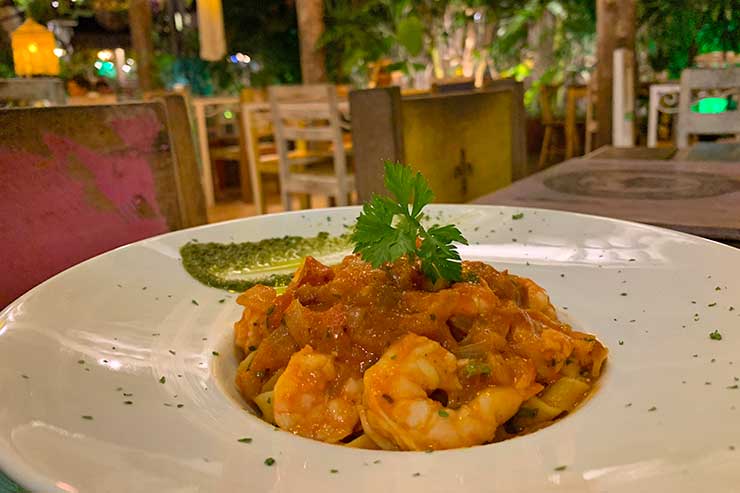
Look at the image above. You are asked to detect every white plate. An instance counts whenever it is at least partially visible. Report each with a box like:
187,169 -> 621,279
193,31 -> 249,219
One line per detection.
2,205 -> 739,493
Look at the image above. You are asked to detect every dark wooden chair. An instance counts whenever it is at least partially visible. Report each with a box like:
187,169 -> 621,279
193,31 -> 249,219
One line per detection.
538,84 -> 565,169
0,96 -> 206,307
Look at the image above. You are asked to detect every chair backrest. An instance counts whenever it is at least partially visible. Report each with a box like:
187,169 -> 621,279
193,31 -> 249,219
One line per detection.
268,83 -> 347,178
0,100 -> 206,307
240,87 -> 272,145
677,67 -> 740,148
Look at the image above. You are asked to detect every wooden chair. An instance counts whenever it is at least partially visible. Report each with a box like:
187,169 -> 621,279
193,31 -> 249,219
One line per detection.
538,84 -> 565,169
239,88 -> 280,213
0,99 -> 206,307
677,67 -> 740,148
584,76 -> 599,154
564,85 -> 588,158
240,88 -> 332,214
268,84 -> 354,211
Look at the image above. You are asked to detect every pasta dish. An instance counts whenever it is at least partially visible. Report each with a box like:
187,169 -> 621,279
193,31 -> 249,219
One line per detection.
233,254 -> 608,451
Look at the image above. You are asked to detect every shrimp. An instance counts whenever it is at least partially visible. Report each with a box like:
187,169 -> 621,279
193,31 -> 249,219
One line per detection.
511,275 -> 557,320
400,282 -> 503,347
273,345 -> 362,443
508,311 -> 574,382
233,285 -> 277,352
360,333 -> 523,450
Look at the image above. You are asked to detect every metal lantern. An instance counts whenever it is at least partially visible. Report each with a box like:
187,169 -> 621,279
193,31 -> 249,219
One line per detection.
11,18 -> 60,76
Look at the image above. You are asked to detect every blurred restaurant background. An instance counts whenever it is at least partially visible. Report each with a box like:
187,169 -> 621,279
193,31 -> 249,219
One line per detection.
0,1 -> 738,259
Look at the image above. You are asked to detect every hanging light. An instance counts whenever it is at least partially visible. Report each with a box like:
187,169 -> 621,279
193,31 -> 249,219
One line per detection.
97,49 -> 113,61
196,0 -> 226,61
11,18 -> 60,76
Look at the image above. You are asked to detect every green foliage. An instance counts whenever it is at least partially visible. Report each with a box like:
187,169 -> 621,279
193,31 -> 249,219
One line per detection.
352,162 -> 468,282
396,16 -> 424,57
13,0 -> 91,23
0,46 -> 14,78
222,0 -> 301,85
320,0 -> 391,82
639,0 -> 739,78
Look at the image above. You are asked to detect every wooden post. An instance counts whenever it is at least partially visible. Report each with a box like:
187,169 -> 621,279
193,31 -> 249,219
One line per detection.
595,0 -> 636,148
129,0 -> 154,91
295,0 -> 327,83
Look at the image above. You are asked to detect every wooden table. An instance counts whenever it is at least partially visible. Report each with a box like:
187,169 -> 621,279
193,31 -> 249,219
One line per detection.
586,143 -> 740,162
474,157 -> 740,241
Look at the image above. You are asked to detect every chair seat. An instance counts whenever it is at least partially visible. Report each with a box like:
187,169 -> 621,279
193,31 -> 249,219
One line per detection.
209,145 -> 241,161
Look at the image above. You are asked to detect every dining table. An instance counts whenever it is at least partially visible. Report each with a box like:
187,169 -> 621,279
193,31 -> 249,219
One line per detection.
473,144 -> 740,243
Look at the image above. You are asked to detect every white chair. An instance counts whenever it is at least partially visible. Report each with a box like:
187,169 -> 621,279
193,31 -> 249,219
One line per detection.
676,68 -> 740,148
268,84 -> 354,211
647,82 -> 680,148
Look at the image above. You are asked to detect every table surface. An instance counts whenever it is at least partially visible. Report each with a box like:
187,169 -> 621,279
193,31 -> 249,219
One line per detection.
474,156 -> 740,241
586,143 -> 740,162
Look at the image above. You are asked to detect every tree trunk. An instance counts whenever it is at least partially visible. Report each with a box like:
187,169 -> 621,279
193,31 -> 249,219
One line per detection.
595,0 -> 636,148
295,0 -> 327,84
129,0 -> 154,91
528,9 -> 555,85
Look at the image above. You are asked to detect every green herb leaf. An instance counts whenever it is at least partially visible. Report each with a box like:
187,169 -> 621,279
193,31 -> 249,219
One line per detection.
438,409 -> 449,417
419,224 -> 467,282
351,162 -> 467,282
710,330 -> 723,341
463,361 -> 492,378
264,457 -> 276,466
512,213 -> 524,220
237,437 -> 253,443
554,465 -> 567,471
516,407 -> 539,419
159,376 -> 166,384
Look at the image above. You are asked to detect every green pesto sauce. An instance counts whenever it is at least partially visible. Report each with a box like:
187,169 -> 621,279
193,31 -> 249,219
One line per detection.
180,232 -> 353,292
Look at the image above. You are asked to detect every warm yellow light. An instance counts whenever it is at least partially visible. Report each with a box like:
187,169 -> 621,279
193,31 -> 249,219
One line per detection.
53,47 -> 65,57
11,19 -> 59,76
97,49 -> 113,61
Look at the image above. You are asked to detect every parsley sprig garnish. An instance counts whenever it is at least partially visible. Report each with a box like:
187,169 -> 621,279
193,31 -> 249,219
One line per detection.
351,162 -> 468,282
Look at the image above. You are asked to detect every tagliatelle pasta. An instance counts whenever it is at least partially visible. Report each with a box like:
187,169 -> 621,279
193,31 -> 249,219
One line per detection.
233,254 -> 607,451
